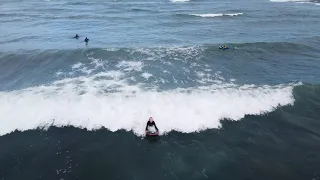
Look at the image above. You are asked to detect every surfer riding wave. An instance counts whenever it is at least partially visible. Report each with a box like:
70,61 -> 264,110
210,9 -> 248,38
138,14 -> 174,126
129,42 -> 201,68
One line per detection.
145,117 -> 159,135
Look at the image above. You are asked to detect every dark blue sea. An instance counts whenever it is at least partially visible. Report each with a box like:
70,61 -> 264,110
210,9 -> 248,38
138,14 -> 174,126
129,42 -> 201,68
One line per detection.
1,0 -> 320,179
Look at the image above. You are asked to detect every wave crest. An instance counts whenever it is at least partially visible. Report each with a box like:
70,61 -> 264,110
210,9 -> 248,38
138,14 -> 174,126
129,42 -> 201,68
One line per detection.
190,13 -> 243,18
0,68 -> 297,136
170,0 -> 190,2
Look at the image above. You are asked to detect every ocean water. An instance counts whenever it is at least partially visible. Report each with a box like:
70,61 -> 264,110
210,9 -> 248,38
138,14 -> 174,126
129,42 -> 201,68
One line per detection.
1,0 -> 320,179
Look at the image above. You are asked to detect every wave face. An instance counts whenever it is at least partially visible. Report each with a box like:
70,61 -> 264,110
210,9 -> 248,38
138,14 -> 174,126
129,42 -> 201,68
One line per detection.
2,40 -> 320,136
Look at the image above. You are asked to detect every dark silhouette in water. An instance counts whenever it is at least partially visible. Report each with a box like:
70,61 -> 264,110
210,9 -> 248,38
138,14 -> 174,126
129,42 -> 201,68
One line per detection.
219,45 -> 236,50
73,34 -> 79,39
219,45 -> 230,50
85,37 -> 89,45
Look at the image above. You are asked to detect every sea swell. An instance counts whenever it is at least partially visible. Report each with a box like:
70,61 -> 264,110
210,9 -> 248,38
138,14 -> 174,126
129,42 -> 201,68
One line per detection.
0,41 -> 319,137
1,0 -> 320,179
1,40 -> 320,88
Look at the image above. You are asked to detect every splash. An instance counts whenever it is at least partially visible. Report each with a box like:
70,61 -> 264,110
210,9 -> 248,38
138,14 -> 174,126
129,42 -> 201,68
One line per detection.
190,13 -> 243,18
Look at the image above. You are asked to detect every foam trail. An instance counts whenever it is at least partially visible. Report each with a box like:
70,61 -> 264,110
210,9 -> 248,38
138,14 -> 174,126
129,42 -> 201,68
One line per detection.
296,1 -> 320,4
170,0 -> 190,2
191,13 -> 243,18
0,72 -> 296,137
141,72 -> 153,80
270,0 -> 320,5
116,61 -> 143,72
270,0 -> 307,2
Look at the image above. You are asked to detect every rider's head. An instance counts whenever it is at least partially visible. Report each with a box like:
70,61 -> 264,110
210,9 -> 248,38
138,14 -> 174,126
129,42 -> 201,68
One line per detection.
149,117 -> 153,122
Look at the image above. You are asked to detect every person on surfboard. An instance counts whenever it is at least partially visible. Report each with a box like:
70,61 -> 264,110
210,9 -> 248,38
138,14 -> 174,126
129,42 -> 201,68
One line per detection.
145,117 -> 159,134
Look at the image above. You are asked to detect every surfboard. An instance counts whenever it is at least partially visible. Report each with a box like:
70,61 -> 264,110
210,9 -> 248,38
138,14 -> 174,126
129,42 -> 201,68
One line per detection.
146,131 -> 159,136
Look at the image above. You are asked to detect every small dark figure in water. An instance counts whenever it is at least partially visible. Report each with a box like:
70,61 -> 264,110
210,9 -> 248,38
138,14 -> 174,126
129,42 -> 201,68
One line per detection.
74,34 -> 79,39
219,45 -> 235,50
219,45 -> 230,50
84,37 -> 89,45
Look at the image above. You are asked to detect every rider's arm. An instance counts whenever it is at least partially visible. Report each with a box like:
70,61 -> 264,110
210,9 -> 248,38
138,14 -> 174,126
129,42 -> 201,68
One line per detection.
153,122 -> 159,131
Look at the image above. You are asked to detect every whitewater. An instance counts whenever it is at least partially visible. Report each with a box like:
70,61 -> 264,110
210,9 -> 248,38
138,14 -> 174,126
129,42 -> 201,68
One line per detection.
0,57 -> 296,137
190,13 -> 243,18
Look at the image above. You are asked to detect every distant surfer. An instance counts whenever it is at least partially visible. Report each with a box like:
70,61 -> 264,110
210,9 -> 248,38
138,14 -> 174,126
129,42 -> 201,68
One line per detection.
73,34 -> 79,39
145,117 -> 159,135
84,37 -> 89,44
219,45 -> 230,50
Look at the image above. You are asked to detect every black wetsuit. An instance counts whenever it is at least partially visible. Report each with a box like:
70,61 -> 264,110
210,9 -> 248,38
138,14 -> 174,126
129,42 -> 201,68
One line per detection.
145,121 -> 158,131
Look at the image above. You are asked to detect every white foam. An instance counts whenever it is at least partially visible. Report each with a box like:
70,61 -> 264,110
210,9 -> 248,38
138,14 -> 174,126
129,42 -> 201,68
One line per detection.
147,126 -> 156,133
89,57 -> 105,69
163,70 -> 170,74
170,0 -> 189,2
71,62 -> 83,69
191,13 -> 243,18
55,71 -> 64,77
141,72 -> 153,80
71,62 -> 93,75
270,0 -> 302,2
116,61 -> 143,72
270,0 -> 320,5
296,1 -> 320,4
269,0 -> 313,3
0,68 -> 297,136
270,0 -> 301,2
